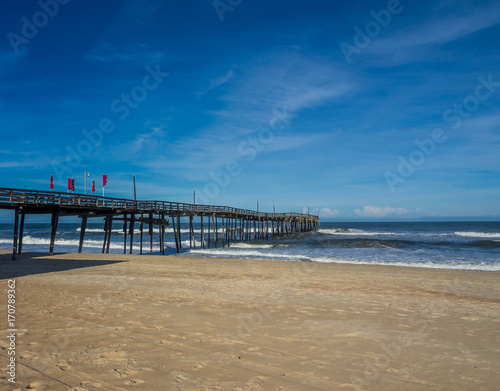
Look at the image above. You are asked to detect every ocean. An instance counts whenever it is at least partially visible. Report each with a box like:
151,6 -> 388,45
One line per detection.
0,220 -> 499,272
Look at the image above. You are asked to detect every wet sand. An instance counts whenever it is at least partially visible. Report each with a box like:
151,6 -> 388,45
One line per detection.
1,250 -> 499,390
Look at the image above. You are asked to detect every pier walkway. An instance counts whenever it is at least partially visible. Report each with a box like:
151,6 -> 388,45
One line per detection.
0,187 -> 320,260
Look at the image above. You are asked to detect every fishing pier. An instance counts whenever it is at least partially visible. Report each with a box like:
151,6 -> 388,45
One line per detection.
0,187 -> 320,260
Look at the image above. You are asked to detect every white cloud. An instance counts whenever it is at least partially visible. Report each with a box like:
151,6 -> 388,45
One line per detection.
354,206 -> 408,218
320,207 -> 341,218
112,125 -> 168,161
196,70 -> 234,98
368,4 -> 500,64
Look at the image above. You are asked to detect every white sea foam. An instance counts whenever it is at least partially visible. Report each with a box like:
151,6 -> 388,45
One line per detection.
0,236 -> 189,252
454,232 -> 500,239
231,243 -> 274,249
312,257 -> 500,272
0,237 -> 124,250
319,229 -> 396,236
186,248 -> 500,272
188,248 -> 307,260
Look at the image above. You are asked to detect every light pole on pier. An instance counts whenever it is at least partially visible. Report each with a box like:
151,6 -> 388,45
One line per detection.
133,175 -> 137,201
84,172 -> 90,194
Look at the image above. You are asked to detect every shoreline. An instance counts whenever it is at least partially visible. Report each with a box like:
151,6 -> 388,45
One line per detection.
1,251 -> 499,390
1,249 -> 499,273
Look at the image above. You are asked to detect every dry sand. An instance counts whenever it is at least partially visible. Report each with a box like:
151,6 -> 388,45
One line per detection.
1,250 -> 499,391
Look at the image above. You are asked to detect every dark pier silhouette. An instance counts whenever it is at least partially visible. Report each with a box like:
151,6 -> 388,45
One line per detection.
0,187 -> 320,260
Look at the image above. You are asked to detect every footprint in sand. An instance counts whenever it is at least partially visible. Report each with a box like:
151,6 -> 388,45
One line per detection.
79,381 -> 103,389
26,380 -> 45,390
57,361 -> 72,371
124,379 -> 145,385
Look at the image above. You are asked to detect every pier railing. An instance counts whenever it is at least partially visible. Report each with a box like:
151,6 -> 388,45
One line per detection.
2,186 -> 320,259
0,187 -> 317,220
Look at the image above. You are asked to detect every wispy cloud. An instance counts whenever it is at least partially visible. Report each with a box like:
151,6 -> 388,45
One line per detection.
354,206 -> 408,218
196,70 -> 234,98
368,3 -> 500,64
117,52 -> 353,183
112,125 -> 168,161
217,53 -> 353,123
85,42 -> 166,63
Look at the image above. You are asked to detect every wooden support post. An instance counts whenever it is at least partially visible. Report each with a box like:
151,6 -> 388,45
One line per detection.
49,212 -> 59,255
221,217 -> 225,248
106,216 -> 113,254
12,208 -> 19,260
129,213 -> 135,255
177,216 -> 182,249
140,213 -> 144,255
123,213 -> 127,255
224,218 -> 228,247
149,212 -> 153,255
102,217 -> 109,254
78,215 -> 87,253
190,215 -> 196,249
161,213 -> 166,255
159,221 -> 162,255
172,215 -> 179,253
18,212 -> 25,254
208,215 -> 211,248
201,216 -> 205,249
214,216 -> 218,248
189,216 -> 192,248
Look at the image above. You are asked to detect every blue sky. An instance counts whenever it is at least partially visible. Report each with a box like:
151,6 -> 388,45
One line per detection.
1,0 -> 499,221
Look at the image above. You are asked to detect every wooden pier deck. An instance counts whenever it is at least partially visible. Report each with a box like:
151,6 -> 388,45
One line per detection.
0,187 -> 320,260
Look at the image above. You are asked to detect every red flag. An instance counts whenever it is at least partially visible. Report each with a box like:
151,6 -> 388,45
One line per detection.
103,175 -> 108,187
92,181 -> 95,194
50,175 -> 54,190
68,178 -> 72,191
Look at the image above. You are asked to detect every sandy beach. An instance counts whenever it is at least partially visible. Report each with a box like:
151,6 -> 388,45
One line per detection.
1,250 -> 499,391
